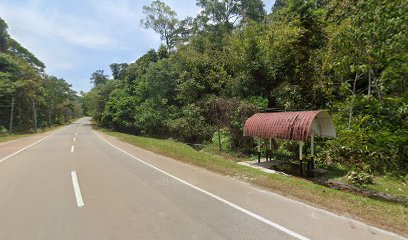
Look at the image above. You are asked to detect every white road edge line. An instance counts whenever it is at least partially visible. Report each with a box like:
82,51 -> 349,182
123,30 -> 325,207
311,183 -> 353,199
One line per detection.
93,130 -> 309,240
71,171 -> 84,208
71,146 -> 75,153
0,127 -> 66,165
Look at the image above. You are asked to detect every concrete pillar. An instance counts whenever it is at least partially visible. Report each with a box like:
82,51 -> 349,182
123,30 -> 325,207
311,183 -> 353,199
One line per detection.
310,132 -> 315,172
257,138 -> 261,163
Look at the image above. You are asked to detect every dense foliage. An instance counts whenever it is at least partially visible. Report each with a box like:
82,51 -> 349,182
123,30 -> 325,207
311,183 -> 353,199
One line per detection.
84,0 -> 407,175
0,17 -> 82,133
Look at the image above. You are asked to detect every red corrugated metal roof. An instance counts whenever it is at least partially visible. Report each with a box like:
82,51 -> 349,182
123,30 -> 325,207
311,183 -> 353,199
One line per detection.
243,111 -> 335,141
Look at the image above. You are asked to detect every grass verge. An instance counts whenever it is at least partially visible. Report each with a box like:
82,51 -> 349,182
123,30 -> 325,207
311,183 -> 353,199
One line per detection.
204,145 -> 408,200
0,119 -> 80,143
0,126 -> 60,143
99,128 -> 408,237
368,175 -> 408,198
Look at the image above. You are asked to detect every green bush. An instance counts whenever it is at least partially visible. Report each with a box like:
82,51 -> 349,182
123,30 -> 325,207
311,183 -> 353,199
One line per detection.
0,125 -> 8,135
167,104 -> 213,143
347,171 -> 374,186
324,97 -> 408,174
212,128 -> 232,150
273,139 -> 302,161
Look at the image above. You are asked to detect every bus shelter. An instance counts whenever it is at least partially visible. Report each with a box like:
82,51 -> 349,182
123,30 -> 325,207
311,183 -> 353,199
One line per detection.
243,110 -> 336,173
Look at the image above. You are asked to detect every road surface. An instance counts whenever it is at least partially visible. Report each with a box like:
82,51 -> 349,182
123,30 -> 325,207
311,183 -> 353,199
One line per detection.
0,118 -> 405,240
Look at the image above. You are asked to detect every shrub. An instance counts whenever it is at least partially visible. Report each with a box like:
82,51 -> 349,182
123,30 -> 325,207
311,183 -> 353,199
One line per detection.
212,128 -> 232,150
0,125 -> 8,135
347,171 -> 374,186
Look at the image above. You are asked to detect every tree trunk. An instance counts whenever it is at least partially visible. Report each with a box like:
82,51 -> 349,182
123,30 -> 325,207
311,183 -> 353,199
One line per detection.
18,102 -> 22,128
47,105 -> 52,126
370,69 -> 383,103
348,72 -> 361,130
9,97 -> 15,134
216,105 -> 222,150
368,69 -> 372,97
32,99 -> 37,132
164,28 -> 170,52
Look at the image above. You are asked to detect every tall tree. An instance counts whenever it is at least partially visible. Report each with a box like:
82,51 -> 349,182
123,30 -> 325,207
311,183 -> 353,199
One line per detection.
0,18 -> 81,132
90,70 -> 109,87
196,0 -> 265,28
110,63 -> 128,80
141,0 -> 179,51
197,0 -> 241,28
241,0 -> 266,22
0,17 -> 9,52
8,39 -> 45,71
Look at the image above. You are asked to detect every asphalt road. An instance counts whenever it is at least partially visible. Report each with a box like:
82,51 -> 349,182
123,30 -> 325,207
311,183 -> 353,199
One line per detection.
0,118 -> 405,240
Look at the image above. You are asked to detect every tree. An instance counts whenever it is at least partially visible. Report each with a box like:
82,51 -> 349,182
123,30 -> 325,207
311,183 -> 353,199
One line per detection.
196,0 -> 266,28
157,44 -> 168,59
197,0 -> 241,28
0,17 -> 9,52
84,0 -> 408,174
173,17 -> 195,44
101,88 -> 136,132
43,75 -> 77,125
8,39 -> 45,71
0,18 -> 80,133
141,0 -> 179,51
110,63 -> 128,80
124,49 -> 158,88
90,70 -> 109,86
241,0 -> 266,22
83,79 -> 121,123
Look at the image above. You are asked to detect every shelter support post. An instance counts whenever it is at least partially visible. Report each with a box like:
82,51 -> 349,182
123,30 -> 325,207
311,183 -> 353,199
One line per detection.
299,141 -> 303,175
257,138 -> 261,163
267,138 -> 272,161
311,132 -> 315,170
307,132 -> 315,178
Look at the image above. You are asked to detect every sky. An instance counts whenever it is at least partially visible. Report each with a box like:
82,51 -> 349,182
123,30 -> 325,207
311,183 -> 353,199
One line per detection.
0,0 -> 274,92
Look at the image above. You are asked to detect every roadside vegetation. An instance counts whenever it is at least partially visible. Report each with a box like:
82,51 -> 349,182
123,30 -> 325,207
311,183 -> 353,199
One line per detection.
0,118 -> 80,144
83,0 -> 407,182
84,0 -> 407,233
98,128 -> 408,236
0,126 -> 57,143
0,18 -> 82,135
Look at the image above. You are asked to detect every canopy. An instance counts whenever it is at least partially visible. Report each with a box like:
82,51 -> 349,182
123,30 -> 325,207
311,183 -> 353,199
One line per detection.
243,110 -> 336,142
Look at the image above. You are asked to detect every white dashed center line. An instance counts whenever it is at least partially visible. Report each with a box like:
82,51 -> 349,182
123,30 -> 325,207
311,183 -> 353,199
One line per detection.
71,146 -> 75,153
71,171 -> 84,208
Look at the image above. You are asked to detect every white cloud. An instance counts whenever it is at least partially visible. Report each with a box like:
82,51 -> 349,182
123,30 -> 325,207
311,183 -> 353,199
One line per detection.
0,0 -> 275,92
95,0 -> 141,25
0,2 -> 114,49
53,62 -> 75,70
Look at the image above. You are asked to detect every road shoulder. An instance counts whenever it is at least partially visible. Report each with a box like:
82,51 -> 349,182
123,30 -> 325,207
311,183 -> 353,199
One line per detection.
94,129 -> 407,240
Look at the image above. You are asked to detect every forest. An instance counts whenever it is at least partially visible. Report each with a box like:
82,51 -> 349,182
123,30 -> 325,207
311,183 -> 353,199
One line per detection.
83,0 -> 407,177
0,18 -> 82,133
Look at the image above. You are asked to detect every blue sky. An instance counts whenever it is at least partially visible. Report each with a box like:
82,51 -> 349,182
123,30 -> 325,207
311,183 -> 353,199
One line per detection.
0,0 -> 274,92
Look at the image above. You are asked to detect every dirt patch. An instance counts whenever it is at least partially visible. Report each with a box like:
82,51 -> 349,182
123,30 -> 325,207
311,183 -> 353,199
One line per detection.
313,178 -> 408,206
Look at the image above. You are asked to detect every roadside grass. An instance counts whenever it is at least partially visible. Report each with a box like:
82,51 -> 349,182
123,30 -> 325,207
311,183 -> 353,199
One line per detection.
0,133 -> 36,143
365,175 -> 408,198
201,144 -> 250,162
0,118 -> 80,144
314,164 -> 408,199
0,125 -> 62,143
205,145 -> 408,200
99,129 -> 408,236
